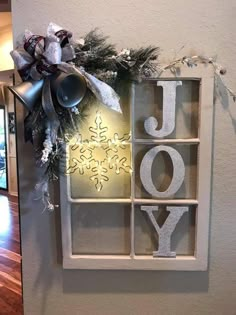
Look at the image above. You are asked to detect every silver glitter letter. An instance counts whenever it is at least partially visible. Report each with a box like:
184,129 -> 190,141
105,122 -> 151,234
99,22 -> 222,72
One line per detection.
144,81 -> 182,138
140,145 -> 185,198
141,205 -> 189,257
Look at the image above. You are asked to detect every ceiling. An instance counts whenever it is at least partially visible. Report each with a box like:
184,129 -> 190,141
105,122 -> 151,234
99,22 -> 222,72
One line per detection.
0,0 -> 11,12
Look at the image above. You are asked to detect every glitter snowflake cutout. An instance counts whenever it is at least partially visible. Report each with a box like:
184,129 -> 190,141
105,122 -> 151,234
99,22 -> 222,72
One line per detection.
67,112 -> 131,191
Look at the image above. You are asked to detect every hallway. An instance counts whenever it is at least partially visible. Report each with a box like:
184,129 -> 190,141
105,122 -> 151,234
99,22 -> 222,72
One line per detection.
0,194 -> 22,314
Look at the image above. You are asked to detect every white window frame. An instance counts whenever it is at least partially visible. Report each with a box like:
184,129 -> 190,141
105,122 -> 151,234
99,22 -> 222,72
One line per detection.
60,65 -> 214,270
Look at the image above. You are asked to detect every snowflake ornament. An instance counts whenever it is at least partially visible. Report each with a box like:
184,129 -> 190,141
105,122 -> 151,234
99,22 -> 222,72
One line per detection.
67,112 -> 132,191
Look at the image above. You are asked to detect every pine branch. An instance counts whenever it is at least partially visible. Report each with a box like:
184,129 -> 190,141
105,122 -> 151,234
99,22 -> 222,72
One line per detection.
74,29 -> 117,73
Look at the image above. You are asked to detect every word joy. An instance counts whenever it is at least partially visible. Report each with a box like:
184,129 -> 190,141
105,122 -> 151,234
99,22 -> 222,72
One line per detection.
140,81 -> 189,258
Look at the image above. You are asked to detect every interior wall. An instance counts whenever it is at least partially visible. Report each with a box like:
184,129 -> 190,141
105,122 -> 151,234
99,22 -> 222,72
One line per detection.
11,0 -> 236,314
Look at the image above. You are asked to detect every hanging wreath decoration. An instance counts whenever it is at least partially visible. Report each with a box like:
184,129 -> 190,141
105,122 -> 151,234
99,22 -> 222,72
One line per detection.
9,22 -> 236,211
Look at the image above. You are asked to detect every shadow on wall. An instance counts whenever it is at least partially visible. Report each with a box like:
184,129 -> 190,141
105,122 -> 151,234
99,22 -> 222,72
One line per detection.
215,75 -> 236,133
62,269 -> 209,294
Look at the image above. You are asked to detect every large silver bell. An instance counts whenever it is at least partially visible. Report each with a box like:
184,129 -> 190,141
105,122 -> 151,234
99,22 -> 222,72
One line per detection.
51,71 -> 87,108
8,71 -> 87,111
8,79 -> 44,111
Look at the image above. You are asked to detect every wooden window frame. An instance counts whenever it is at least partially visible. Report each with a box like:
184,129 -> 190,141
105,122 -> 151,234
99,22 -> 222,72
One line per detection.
60,65 -> 214,270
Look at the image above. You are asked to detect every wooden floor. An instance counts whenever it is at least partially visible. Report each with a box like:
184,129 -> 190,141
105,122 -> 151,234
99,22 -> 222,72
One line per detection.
0,194 -> 23,315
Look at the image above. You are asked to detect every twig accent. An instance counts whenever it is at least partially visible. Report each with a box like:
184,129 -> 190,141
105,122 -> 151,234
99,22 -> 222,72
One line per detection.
157,55 -> 236,102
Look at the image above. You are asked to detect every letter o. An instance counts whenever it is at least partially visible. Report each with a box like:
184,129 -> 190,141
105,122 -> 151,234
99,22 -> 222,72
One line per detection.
140,145 -> 185,198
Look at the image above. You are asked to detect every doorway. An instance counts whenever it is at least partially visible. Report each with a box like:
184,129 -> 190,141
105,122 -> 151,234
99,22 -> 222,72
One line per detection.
0,7 -> 23,315
0,105 -> 8,190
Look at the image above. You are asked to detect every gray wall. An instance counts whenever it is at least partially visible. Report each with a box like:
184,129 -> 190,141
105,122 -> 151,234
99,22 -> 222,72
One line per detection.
12,1 -> 236,314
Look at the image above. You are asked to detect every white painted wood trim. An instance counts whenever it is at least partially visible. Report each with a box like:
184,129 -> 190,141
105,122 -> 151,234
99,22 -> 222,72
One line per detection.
68,198 -> 131,203
134,138 -> 200,144
133,199 -> 198,205
63,255 -> 206,271
130,84 -> 136,257
194,75 -> 214,270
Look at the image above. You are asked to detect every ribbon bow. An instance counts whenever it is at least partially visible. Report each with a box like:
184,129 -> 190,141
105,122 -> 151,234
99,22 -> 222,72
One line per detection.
11,22 -> 121,113
11,23 -> 76,81
10,22 -> 122,153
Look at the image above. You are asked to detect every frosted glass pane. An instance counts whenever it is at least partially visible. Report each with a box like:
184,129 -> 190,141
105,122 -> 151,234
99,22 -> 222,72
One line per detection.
134,144 -> 198,199
68,103 -> 131,198
134,80 -> 200,139
135,205 -> 196,255
71,203 -> 131,255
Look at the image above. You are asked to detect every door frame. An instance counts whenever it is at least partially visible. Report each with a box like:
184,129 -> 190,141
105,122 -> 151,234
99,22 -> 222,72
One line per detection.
0,104 -> 8,191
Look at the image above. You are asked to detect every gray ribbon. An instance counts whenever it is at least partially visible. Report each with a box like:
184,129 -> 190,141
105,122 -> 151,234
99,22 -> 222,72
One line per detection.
42,78 -> 60,144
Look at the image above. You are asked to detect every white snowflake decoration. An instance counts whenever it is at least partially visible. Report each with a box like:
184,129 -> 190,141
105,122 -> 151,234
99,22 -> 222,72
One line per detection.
67,112 -> 131,191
